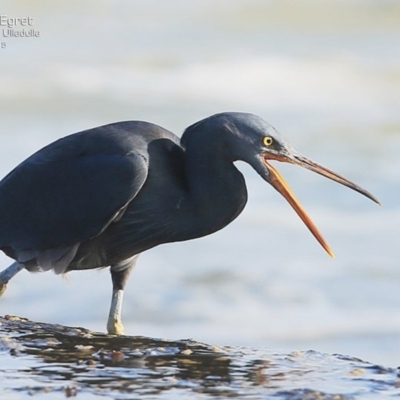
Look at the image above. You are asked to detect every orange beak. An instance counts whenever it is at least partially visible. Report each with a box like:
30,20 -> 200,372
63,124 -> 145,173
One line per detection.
262,152 -> 380,257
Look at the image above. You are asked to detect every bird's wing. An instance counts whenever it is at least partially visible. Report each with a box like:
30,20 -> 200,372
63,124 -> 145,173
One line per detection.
0,140 -> 148,251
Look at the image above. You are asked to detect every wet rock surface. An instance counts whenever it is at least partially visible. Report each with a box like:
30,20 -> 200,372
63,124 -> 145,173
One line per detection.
0,315 -> 399,399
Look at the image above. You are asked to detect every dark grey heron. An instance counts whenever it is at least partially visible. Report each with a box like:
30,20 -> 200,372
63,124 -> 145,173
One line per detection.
0,112 -> 380,334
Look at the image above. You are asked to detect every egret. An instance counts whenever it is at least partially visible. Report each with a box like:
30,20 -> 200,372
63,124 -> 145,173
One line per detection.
0,112 -> 380,334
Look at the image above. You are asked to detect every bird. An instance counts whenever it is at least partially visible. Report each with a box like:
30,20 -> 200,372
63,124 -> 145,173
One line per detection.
0,112 -> 380,334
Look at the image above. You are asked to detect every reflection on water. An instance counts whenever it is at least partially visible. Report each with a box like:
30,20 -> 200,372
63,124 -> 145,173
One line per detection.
1,316 -> 399,399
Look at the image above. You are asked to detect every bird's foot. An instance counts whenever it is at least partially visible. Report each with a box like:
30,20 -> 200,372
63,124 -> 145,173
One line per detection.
107,319 -> 125,335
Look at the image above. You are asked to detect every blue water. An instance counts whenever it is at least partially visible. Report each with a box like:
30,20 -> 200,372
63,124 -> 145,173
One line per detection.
0,0 -> 399,368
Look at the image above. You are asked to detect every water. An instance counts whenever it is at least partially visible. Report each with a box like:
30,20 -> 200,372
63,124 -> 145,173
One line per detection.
1,316 -> 399,399
0,0 -> 399,375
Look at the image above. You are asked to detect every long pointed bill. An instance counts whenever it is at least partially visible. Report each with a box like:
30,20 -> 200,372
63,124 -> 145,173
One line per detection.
264,161 -> 335,257
263,152 -> 381,258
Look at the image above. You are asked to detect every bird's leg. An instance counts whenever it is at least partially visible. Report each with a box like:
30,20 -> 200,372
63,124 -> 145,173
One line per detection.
0,262 -> 25,297
107,266 -> 134,335
107,255 -> 138,335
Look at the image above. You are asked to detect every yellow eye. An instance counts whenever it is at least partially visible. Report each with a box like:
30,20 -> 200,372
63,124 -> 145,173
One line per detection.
263,136 -> 274,147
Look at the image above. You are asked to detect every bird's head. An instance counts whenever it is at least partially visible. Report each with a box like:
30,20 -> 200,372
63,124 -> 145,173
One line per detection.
213,112 -> 381,257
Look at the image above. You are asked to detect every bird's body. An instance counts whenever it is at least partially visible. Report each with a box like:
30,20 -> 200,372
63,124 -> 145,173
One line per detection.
0,119 -> 249,275
0,112 -> 380,334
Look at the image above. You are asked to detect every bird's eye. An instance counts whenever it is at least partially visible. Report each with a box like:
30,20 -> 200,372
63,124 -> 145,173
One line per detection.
263,136 -> 274,147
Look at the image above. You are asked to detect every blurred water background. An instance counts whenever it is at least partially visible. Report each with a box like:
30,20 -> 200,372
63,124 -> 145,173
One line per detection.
0,0 -> 399,368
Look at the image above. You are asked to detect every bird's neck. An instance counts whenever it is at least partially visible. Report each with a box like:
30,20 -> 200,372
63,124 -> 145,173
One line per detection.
184,140 -> 248,235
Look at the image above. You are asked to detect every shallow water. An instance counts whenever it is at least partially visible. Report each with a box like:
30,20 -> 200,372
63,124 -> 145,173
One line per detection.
2,316 -> 400,399
0,0 -> 400,376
